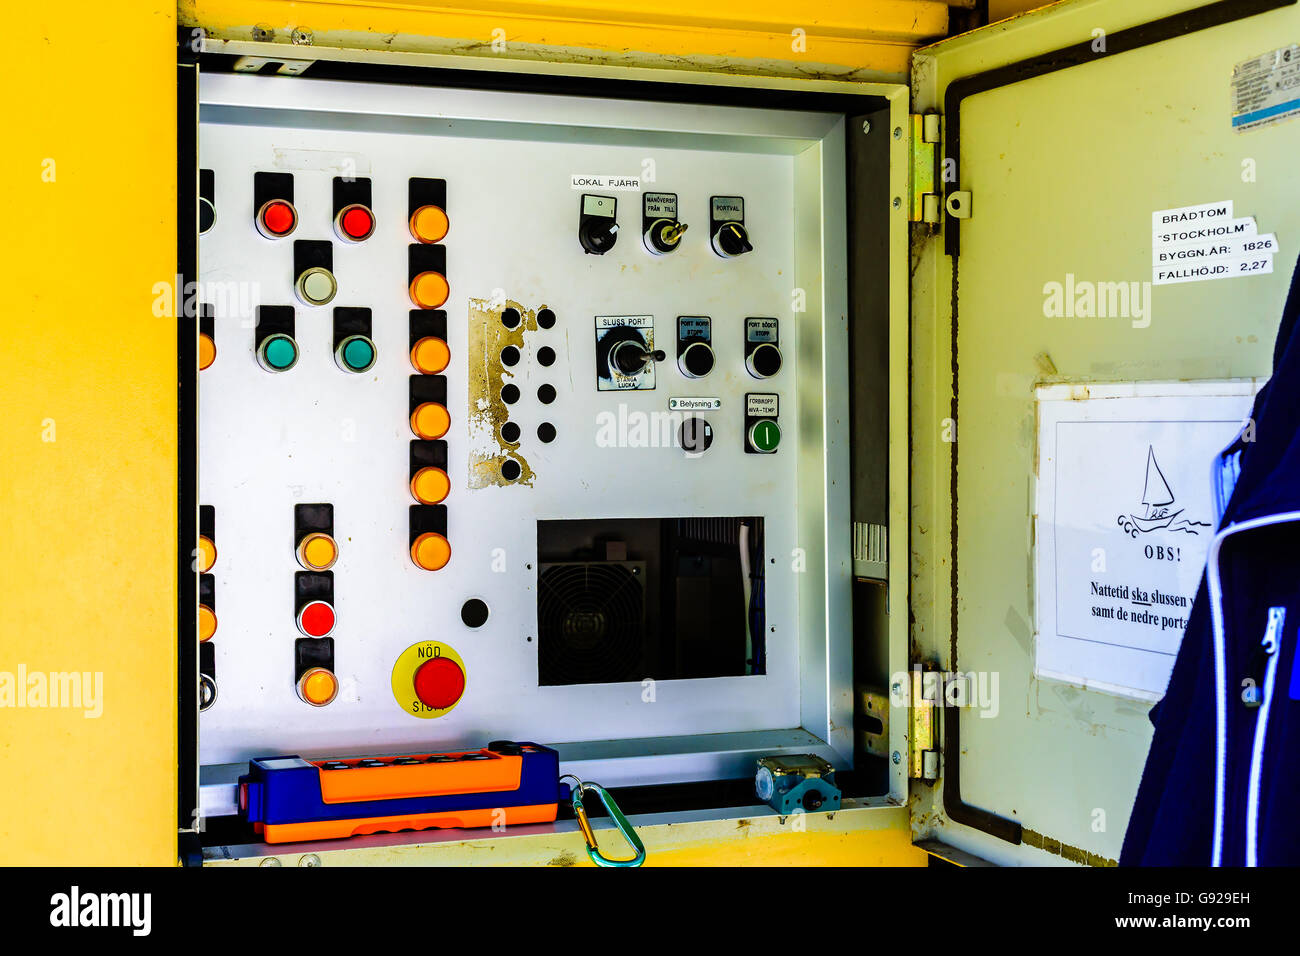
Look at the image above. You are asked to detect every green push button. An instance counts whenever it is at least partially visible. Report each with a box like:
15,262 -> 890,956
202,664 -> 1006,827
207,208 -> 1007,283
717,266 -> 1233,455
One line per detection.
258,333 -> 299,372
748,418 -> 781,453
337,335 -> 376,373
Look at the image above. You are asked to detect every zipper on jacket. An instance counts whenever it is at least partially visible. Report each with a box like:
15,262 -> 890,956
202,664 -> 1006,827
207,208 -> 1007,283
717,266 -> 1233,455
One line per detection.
1245,606 -> 1286,867
1207,511 -> 1300,867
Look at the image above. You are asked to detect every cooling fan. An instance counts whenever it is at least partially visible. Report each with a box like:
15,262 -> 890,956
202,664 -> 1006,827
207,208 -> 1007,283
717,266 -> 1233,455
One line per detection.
538,561 -> 645,685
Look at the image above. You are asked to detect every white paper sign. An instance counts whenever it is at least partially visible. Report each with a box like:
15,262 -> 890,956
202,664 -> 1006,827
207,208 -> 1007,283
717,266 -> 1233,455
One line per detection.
1034,382 -> 1259,699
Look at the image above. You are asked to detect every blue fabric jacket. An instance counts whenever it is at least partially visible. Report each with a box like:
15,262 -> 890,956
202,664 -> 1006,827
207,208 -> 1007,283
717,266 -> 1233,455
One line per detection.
1121,253 -> 1300,866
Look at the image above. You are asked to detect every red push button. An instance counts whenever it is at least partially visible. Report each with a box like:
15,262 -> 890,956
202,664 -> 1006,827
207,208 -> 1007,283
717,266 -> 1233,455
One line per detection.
297,600 -> 336,638
413,656 -> 465,710
257,199 -> 297,239
335,203 -> 376,243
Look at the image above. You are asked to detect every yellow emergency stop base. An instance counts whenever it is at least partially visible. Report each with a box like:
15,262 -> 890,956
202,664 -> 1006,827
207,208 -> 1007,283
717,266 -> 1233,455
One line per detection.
391,640 -> 466,718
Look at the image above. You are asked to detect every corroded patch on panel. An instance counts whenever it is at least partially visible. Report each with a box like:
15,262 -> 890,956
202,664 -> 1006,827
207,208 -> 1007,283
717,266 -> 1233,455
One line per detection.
467,296 -> 537,488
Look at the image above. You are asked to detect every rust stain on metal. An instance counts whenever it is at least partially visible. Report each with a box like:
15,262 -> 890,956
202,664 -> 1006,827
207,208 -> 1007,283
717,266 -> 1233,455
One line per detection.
467,296 -> 539,488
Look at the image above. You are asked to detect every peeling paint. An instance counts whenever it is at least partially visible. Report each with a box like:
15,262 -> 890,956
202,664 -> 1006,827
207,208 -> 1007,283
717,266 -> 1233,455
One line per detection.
467,296 -> 540,489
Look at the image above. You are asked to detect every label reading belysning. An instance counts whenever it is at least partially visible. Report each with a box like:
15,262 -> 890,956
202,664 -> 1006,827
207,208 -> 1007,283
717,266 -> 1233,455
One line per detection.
1151,200 -> 1278,285
573,175 -> 641,191
669,397 -> 721,411
1232,45 -> 1300,132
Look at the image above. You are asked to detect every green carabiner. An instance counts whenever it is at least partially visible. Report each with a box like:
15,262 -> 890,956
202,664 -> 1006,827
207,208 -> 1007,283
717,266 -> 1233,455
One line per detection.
569,781 -> 646,867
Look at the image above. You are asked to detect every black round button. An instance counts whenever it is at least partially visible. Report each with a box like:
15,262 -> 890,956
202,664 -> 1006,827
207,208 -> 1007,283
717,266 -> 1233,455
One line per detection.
748,342 -> 782,378
198,197 -> 216,235
679,417 -> 714,454
461,598 -> 489,628
680,342 -> 714,378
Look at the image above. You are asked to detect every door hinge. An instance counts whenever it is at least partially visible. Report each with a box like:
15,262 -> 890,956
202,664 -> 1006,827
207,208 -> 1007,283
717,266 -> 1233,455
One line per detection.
907,665 -> 940,780
909,113 -> 942,224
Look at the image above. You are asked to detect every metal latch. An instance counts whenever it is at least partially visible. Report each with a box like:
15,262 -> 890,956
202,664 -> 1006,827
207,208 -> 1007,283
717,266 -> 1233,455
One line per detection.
909,114 -> 942,223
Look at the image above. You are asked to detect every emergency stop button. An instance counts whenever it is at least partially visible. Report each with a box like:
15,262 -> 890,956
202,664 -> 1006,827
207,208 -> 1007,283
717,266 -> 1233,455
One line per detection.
391,640 -> 466,718
413,656 -> 465,710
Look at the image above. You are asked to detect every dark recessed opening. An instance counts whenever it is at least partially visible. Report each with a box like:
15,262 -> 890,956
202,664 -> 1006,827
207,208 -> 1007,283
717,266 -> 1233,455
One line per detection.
501,459 -> 522,481
537,346 -> 556,367
537,308 -> 556,329
502,307 -> 521,329
501,346 -> 520,367
537,384 -> 557,404
501,383 -> 520,404
501,421 -> 521,443
461,598 -> 489,628
537,422 -> 556,443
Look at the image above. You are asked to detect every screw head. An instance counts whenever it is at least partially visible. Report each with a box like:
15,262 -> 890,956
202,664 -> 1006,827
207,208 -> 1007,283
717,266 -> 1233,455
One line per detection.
298,854 -> 321,867
861,120 -> 871,134
259,857 -> 282,867
291,27 -> 313,45
892,197 -> 902,210
891,751 -> 902,765
893,126 -> 903,140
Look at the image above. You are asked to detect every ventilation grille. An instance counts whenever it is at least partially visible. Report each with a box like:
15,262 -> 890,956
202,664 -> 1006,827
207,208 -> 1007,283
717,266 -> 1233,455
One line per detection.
538,562 -> 645,685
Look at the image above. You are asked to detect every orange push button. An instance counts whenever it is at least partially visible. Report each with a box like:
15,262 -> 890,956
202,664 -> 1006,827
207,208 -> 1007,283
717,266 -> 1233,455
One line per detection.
413,656 -> 465,710
296,532 -> 338,572
297,667 -> 339,707
411,532 -> 451,571
197,535 -> 217,573
409,271 -> 449,310
199,333 -> 216,370
410,467 -> 451,505
409,205 -> 449,244
199,604 -> 217,642
410,337 -> 450,374
410,402 -> 450,440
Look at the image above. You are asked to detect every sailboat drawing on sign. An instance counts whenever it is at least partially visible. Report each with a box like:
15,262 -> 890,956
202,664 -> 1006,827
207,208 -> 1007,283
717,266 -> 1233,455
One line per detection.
1121,445 -> 1212,536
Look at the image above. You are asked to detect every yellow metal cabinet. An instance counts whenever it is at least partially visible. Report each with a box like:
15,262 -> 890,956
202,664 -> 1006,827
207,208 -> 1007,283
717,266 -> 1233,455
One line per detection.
5,0 -> 1298,866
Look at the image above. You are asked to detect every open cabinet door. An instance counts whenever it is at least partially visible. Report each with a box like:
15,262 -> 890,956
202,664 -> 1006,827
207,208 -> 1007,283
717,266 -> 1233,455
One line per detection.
910,0 -> 1300,865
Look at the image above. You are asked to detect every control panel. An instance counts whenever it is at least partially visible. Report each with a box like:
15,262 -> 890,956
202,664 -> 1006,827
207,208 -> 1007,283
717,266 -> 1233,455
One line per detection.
194,74 -> 851,788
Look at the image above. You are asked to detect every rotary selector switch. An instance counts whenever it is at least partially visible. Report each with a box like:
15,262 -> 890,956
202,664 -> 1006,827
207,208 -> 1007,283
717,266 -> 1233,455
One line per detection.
595,315 -> 662,391
579,194 -> 619,255
709,195 -> 752,258
642,191 -> 687,255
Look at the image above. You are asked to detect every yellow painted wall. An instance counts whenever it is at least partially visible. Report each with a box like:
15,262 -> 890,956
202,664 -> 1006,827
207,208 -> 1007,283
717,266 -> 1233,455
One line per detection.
0,4 -> 179,865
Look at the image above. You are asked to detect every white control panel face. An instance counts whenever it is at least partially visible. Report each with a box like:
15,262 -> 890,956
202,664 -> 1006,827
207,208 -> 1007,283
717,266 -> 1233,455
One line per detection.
195,75 -> 848,778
